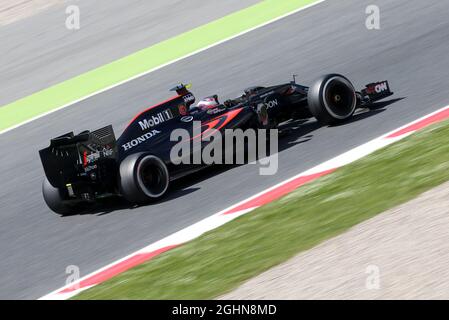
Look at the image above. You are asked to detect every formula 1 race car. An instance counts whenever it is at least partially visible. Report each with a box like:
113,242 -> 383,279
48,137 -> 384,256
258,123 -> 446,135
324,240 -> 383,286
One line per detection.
39,74 -> 393,214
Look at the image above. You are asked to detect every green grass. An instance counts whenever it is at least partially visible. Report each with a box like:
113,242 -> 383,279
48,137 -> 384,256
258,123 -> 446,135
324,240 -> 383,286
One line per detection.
76,120 -> 449,299
0,0 -> 320,132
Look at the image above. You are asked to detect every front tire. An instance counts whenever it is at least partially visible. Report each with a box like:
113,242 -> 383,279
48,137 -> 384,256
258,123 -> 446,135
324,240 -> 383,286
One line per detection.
42,178 -> 76,215
307,74 -> 357,125
119,153 -> 170,204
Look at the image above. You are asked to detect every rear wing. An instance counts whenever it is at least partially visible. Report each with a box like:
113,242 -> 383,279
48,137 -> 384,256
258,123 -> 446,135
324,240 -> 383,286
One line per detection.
39,125 -> 117,188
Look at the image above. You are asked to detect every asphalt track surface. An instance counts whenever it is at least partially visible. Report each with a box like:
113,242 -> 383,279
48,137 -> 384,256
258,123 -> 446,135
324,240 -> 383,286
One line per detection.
0,0 -> 259,106
1,0 -> 448,299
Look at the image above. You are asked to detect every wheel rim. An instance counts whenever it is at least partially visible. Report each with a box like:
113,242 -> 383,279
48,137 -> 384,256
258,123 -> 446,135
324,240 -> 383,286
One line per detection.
322,77 -> 356,119
136,156 -> 169,198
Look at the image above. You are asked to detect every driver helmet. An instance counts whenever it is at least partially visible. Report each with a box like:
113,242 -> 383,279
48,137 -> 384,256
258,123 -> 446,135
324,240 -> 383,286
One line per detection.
196,96 -> 219,111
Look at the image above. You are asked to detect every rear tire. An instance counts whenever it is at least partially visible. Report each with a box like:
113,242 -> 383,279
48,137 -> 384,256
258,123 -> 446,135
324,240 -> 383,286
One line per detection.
42,178 -> 76,215
119,153 -> 170,204
307,74 -> 357,125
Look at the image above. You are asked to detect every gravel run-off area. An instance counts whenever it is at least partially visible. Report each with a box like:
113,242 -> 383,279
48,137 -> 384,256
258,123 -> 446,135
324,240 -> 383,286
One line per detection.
222,180 -> 449,300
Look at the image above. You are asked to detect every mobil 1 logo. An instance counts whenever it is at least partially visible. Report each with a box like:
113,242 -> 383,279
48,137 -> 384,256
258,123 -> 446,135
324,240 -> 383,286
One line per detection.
139,109 -> 174,131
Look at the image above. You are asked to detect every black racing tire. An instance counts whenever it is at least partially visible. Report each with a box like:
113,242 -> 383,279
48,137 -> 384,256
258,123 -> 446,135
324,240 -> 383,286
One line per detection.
307,74 -> 357,125
42,178 -> 76,215
119,153 -> 170,204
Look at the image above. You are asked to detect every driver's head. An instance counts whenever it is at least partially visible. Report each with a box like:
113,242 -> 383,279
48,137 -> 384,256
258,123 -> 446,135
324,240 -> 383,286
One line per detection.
196,96 -> 219,110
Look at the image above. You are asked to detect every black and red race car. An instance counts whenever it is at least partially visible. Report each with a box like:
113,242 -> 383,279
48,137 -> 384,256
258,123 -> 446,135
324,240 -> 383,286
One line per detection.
39,73 -> 393,214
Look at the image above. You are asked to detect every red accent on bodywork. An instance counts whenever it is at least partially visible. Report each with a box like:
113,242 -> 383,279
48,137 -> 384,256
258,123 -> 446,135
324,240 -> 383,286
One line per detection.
222,169 -> 336,215
178,104 -> 188,116
192,108 -> 243,141
82,151 -> 88,167
60,245 -> 179,293
365,86 -> 375,94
